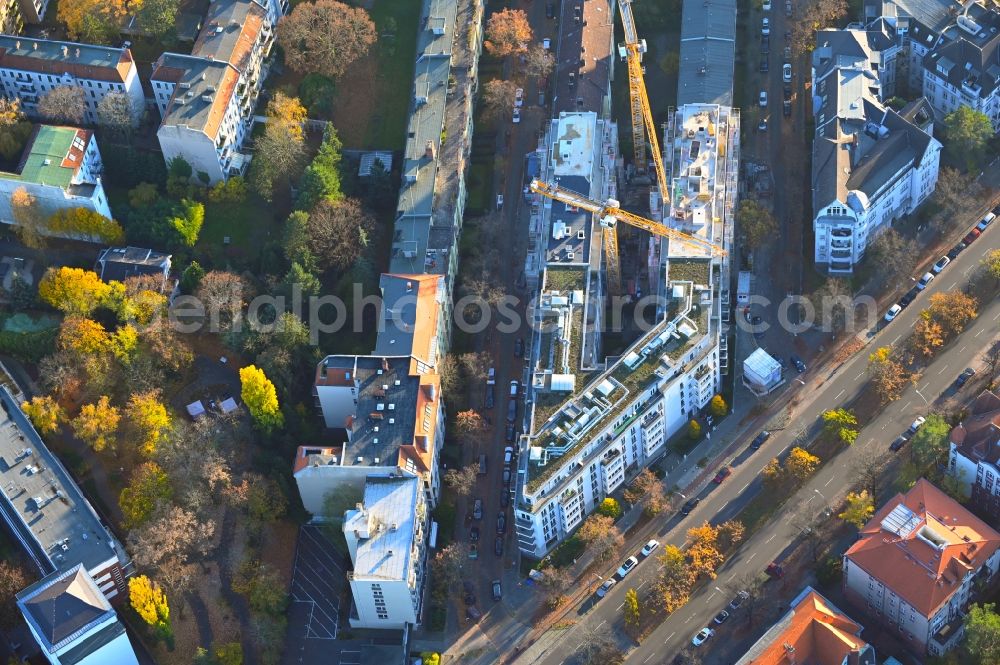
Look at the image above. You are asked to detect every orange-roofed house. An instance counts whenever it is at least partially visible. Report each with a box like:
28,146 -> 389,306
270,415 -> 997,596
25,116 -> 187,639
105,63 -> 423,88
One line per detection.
947,389 -> 1000,516
735,586 -> 875,665
842,478 -> 1000,656
374,274 -> 448,363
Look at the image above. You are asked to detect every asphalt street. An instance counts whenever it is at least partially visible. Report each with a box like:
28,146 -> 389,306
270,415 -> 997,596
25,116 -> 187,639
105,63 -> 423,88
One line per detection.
523,222 -> 1000,665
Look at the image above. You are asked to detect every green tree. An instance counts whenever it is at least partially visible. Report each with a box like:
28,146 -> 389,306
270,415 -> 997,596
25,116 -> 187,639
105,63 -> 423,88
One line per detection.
119,462 -> 173,528
597,497 -> 622,519
249,93 -> 308,201
623,588 -> 640,631
838,490 -> 875,528
944,106 -> 994,171
214,642 -> 243,665
240,365 -> 285,432
298,73 -> 336,116
171,199 -> 204,247
0,99 -> 33,161
166,156 -> 194,198
296,125 -> 344,210
964,603 -> 1000,665
180,261 -> 206,294
737,199 -> 778,250
910,414 -> 951,469
822,408 -> 858,445
135,0 -> 180,38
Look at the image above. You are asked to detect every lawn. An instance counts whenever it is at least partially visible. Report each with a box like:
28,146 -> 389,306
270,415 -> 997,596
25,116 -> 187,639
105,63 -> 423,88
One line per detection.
194,196 -> 276,270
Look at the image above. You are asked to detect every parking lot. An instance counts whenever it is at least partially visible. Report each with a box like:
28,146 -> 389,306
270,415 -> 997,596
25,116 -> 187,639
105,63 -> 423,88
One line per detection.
283,526 -> 343,663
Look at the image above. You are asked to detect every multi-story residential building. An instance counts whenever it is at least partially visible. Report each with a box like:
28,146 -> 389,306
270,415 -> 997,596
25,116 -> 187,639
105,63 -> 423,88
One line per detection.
735,586 -> 876,664
843,478 -> 1000,656
14,0 -> 46,24
677,0 -> 736,107
0,385 -> 132,602
17,565 -> 139,665
0,36 -> 144,125
296,354 -> 444,512
0,125 -> 112,230
811,30 -> 941,273
947,389 -> 1000,513
387,0 -> 484,349
343,474 -> 428,629
515,104 -> 737,558
814,20 -> 901,98
373,273 -> 447,368
151,0 -> 277,183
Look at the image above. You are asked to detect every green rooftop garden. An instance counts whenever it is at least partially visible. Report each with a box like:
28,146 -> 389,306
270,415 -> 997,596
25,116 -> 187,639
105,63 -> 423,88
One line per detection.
544,266 -> 587,292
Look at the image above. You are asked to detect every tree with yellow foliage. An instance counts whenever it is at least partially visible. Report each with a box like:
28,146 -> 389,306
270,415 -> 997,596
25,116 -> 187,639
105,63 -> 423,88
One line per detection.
72,396 -> 120,453
38,267 -> 110,316
654,544 -> 693,613
10,187 -> 46,249
926,291 -> 977,337
868,346 -> 911,403
119,462 -> 172,529
57,316 -> 110,355
46,208 -> 124,244
128,575 -> 171,636
785,447 -> 821,483
913,311 -> 945,358
21,396 -> 64,435
58,0 -> 127,44
125,391 -> 171,456
240,365 -> 284,432
686,523 -> 725,580
249,93 -> 308,200
838,490 -> 875,528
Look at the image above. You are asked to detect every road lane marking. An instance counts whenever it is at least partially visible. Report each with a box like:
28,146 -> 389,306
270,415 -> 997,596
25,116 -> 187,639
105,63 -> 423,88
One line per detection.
740,481 -> 751,493
638,580 -> 649,590
825,476 -> 834,487
961,345 -> 967,353
994,311 -> 1000,321
746,552 -> 758,564
708,592 -> 717,601
597,620 -> 606,630
835,389 -> 845,400
891,333 -> 902,345
976,329 -> 984,338
949,281 -> 958,289
938,365 -> 949,375
666,632 -> 675,644
766,534 -> 776,543
644,654 -> 655,663
616,602 -> 624,611
902,401 -> 912,411
855,371 -> 865,380
684,615 -> 693,624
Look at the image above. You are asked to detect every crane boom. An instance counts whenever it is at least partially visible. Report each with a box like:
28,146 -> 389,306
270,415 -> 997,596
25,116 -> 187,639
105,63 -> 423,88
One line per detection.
618,0 -> 670,203
530,178 -> 725,295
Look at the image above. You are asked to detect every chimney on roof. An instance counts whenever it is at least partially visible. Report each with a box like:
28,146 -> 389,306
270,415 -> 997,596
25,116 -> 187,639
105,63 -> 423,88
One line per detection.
425,140 -> 435,160
75,48 -> 80,58
382,357 -> 390,372
61,45 -> 68,57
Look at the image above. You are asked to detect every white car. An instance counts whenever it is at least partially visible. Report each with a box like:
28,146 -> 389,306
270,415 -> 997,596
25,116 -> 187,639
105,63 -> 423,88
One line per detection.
762,0 -> 771,9
907,416 -> 926,434
692,627 -> 715,646
496,194 -> 504,210
641,539 -> 660,556
932,255 -> 951,273
542,37 -> 551,50
883,304 -> 901,322
762,17 -> 770,34
512,107 -> 521,123
595,578 -> 617,598
783,63 -> 792,82
616,556 -> 639,578
514,87 -> 524,107
916,271 -> 934,290
759,90 -> 768,107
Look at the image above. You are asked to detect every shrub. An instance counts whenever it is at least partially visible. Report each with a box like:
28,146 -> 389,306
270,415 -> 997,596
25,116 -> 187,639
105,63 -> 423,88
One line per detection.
596,497 -> 622,519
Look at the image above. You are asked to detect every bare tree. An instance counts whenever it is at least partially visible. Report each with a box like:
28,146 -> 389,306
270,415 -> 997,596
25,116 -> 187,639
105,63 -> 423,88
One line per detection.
443,465 -> 478,498
480,79 -> 518,122
127,504 -> 215,593
196,271 -> 253,333
96,91 -> 137,141
725,572 -> 766,626
0,561 -> 30,629
869,228 -> 919,285
307,197 -> 378,272
577,514 -> 624,562
851,447 -> 886,500
430,543 -> 464,590
575,624 -> 624,665
537,567 -> 573,609
37,86 -> 86,125
524,45 -> 555,78
458,351 -> 492,384
277,0 -> 377,79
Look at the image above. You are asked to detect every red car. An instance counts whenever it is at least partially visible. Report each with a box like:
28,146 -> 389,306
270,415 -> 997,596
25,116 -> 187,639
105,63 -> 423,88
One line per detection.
963,228 -> 982,244
713,467 -> 732,484
766,562 -> 784,579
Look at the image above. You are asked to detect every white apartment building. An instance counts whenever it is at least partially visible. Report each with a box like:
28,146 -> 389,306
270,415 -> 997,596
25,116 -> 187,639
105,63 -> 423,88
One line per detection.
922,9 -> 1000,127
151,0 -> 277,182
947,389 -> 1000,514
296,354 -> 445,513
17,565 -> 139,665
343,474 -> 428,629
843,479 -> 1000,656
515,104 -> 737,558
0,36 -> 144,126
0,125 -> 112,232
811,29 -> 941,273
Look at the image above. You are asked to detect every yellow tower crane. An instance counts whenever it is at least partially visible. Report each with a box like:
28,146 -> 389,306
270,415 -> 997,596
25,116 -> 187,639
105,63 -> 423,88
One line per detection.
531,179 -> 725,295
617,0 -> 670,202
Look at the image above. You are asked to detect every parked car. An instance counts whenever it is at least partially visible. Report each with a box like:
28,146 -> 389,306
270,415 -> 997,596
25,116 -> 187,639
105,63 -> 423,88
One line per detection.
505,425 -> 515,442
956,367 -> 976,388
512,107 -> 521,124
977,212 -> 995,231
758,118 -> 768,132
782,63 -> 792,82
573,5 -> 581,21
681,498 -> 700,515
692,627 -> 715,646
616,556 -> 639,578
504,446 -> 515,465
509,380 -> 519,397
473,499 -> 483,520
785,0 -> 792,15
729,590 -> 750,610
502,468 -> 511,487
496,194 -> 504,210
485,384 -> 495,409
751,430 -> 771,451
542,37 -> 551,50
759,90 -> 768,107
783,46 -> 792,62
762,17 -> 770,34
496,512 -> 507,535
494,536 -> 503,557
492,579 -> 502,601
906,416 -> 926,435
762,0 -> 771,9
546,2 -> 556,19
890,435 -> 908,452
713,467 -> 732,484
514,337 -> 524,357
470,526 -> 480,542
932,255 -> 951,273
713,610 -> 731,624
783,100 -> 792,117
759,58 -> 769,73
766,562 -> 784,579
884,304 -> 902,322
568,71 -> 576,87
464,591 -> 477,606
466,605 -> 482,621
790,355 -> 806,373
500,490 -> 509,508
514,87 -> 523,108
947,244 -> 964,260
595,578 -> 617,598
468,543 -> 478,559
899,286 -> 919,308
641,539 -> 660,557
916,271 -> 935,290
964,228 -> 981,244
507,399 -> 517,423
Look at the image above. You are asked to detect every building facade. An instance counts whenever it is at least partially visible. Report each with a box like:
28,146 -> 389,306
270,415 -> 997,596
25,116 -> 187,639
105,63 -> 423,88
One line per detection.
343,474 -> 428,629
0,125 -> 112,231
152,0 -> 278,182
947,389 -> 1000,513
515,104 -> 737,558
17,565 -> 139,665
0,36 -> 144,126
842,479 -> 1000,655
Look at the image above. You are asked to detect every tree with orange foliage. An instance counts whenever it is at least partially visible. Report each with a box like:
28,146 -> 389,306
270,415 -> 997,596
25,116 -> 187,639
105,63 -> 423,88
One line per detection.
58,0 -> 127,43
57,316 -> 110,355
72,396 -> 121,453
38,267 -> 111,316
912,311 -> 945,358
277,0 -> 377,79
926,291 -> 977,337
686,523 -> 725,579
484,9 -> 533,58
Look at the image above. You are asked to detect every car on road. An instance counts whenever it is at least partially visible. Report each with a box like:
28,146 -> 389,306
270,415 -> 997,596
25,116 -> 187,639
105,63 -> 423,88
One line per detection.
783,63 -> 792,82
890,434 -> 909,452
760,58 -> 769,73
751,430 -> 771,451
790,354 -> 806,373
964,228 -> 981,245
505,425 -> 515,442
595,578 -> 617,598
641,539 -> 660,557
977,212 -> 995,231
496,512 -> 506,534
469,543 -> 478,559
932,255 -> 951,273
783,46 -> 792,62
616,556 -> 639,578
917,272 -> 935,290
494,536 -> 503,557
956,367 -> 976,388
757,118 -> 768,131
713,610 -> 730,624
766,562 -> 785,579
500,490 -> 509,508
502,468 -> 511,487
884,304 -> 902,322
762,17 -> 770,34
681,498 -> 700,515
692,627 -> 715,646
762,0 -> 771,9
512,107 -> 520,124
466,605 -> 482,621
514,337 -> 524,357
473,499 -> 483,520
899,286 -> 919,308
947,244 -> 964,260
568,71 -> 576,87
906,416 -> 926,435
759,90 -> 768,107
492,579 -> 502,601
507,398 -> 517,423
713,467 -> 732,484
470,526 -> 480,542
729,590 -> 750,610
504,446 -> 515,465
783,100 -> 792,117
573,5 -> 582,21
496,194 -> 503,210
783,81 -> 792,98
514,87 -> 523,107
785,0 -> 792,15
546,2 -> 556,18
542,37 -> 551,50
